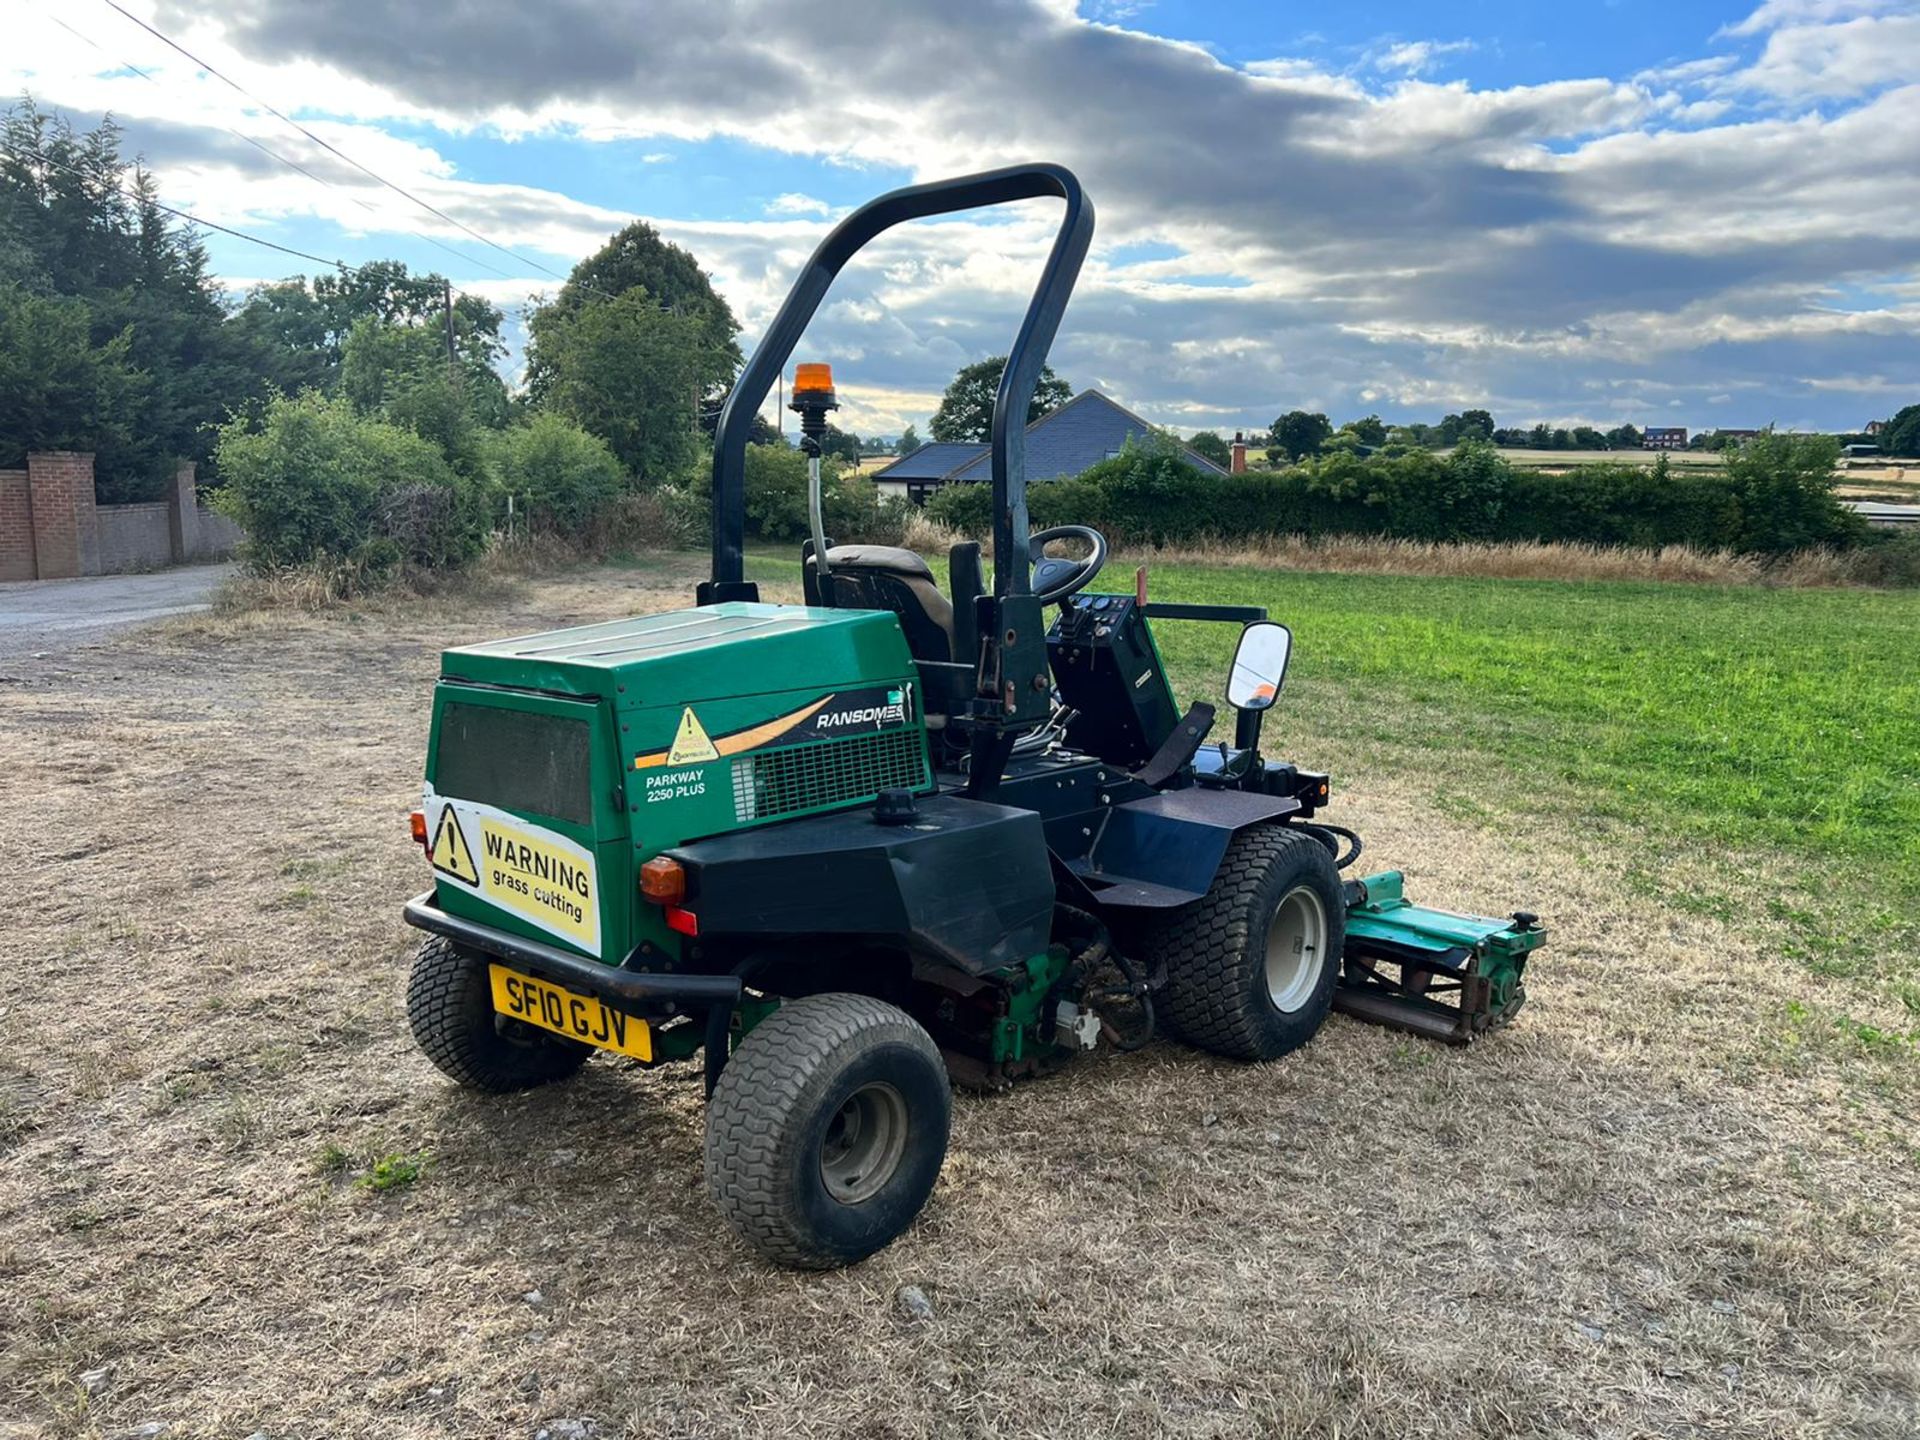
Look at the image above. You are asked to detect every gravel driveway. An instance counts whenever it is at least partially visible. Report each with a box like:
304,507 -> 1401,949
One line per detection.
0,563 -> 234,661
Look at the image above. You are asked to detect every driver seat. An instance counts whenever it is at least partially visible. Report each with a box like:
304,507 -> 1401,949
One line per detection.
805,544 -> 958,666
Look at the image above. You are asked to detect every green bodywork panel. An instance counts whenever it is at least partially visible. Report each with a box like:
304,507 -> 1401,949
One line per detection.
424,602 -> 929,964
1345,869 -> 1544,1011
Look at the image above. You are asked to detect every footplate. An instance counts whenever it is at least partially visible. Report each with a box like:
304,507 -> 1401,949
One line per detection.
1335,871 -> 1546,1044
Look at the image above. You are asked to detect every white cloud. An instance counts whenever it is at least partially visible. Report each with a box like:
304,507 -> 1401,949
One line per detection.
1722,12 -> 1920,98
1372,39 -> 1475,75
1719,0 -> 1898,39
765,192 -> 831,217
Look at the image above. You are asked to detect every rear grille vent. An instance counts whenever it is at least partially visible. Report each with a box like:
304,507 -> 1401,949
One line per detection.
731,729 -> 927,824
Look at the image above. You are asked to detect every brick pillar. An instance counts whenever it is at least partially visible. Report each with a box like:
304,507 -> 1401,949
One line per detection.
25,452 -> 97,580
1230,441 -> 1247,475
0,470 -> 32,582
167,461 -> 201,562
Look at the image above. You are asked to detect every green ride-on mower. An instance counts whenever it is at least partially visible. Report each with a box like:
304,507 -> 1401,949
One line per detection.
400,165 -> 1546,1269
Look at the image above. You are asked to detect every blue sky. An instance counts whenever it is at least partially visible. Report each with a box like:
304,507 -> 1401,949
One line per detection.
9,0 -> 1919,436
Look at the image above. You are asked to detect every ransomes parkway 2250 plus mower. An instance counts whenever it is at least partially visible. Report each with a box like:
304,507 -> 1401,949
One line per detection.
399,165 -> 1547,1268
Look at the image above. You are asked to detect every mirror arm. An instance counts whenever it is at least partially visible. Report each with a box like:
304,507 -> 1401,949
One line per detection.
1234,705 -> 1264,754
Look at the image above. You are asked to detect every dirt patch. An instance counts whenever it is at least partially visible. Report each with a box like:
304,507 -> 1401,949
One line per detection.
1,555 -> 1914,1438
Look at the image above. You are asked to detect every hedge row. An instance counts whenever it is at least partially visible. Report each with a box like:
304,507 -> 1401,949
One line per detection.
925,435 -> 1862,556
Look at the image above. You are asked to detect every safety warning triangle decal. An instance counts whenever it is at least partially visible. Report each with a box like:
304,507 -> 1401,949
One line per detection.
430,806 -> 480,885
667,707 -> 720,765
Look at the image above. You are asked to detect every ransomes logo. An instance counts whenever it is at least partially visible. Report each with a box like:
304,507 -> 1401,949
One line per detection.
815,700 -> 907,731
810,685 -> 912,737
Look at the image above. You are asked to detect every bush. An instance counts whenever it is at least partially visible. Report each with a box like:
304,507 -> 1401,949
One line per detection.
489,413 -> 627,538
212,391 -> 487,572
670,443 -> 912,548
1841,530 -> 1920,587
1723,432 -> 1859,553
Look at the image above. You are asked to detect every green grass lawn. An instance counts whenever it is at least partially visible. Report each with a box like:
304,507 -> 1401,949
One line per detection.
747,550 -> 1920,980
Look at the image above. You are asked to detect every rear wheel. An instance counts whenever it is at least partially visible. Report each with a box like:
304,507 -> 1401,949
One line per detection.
1147,827 -> 1345,1061
706,993 -> 950,1269
406,936 -> 590,1093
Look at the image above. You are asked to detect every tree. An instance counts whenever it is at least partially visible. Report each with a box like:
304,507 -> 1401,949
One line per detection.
1268,409 -> 1332,462
1880,404 -> 1920,457
0,285 -> 143,467
1459,408 -> 1494,441
233,262 -> 506,399
338,317 -> 502,482
929,356 -> 1071,443
530,288 -> 728,482
821,424 -> 862,465
895,423 -> 923,456
525,221 -> 739,406
1604,423 -> 1642,449
1570,425 -> 1605,449
2,99 -> 259,499
1723,432 -> 1853,553
1341,414 -> 1388,447
1186,430 -> 1232,467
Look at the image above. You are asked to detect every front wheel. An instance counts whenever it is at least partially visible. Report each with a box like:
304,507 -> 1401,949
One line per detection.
706,993 -> 951,1269
1149,827 -> 1346,1061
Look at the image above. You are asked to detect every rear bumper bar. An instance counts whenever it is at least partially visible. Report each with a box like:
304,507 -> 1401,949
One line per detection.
401,892 -> 741,1009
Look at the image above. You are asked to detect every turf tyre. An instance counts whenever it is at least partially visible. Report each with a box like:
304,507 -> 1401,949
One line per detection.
406,936 -> 590,1093
706,993 -> 950,1270
1149,826 -> 1345,1061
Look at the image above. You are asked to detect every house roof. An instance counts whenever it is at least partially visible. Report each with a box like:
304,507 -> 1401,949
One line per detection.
869,390 -> 1229,486
868,442 -> 986,480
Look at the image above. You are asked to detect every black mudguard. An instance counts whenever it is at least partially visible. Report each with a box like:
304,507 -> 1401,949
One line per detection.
668,794 -> 1055,976
1065,787 -> 1302,910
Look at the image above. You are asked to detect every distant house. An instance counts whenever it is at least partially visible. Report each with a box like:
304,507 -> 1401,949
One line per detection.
870,390 -> 1229,505
1865,420 -> 1886,437
866,442 -> 987,507
1643,427 -> 1688,450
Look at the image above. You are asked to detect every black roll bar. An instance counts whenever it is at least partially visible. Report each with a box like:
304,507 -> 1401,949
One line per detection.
706,164 -> 1094,601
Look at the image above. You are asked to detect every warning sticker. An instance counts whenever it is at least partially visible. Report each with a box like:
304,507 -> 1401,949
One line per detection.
667,707 -> 719,765
424,791 -> 599,952
429,807 -> 479,885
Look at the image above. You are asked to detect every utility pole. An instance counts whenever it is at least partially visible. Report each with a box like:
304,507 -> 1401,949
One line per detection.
443,278 -> 456,376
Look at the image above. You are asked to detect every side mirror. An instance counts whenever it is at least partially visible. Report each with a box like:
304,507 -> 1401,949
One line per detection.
1226,622 -> 1292,711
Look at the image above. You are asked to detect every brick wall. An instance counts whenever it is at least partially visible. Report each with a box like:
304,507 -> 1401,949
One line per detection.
97,502 -> 176,572
0,469 -> 30,582
196,505 -> 244,559
0,454 -> 242,582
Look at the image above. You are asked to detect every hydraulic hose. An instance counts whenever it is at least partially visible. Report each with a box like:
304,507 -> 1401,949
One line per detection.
1293,821 -> 1364,871
807,453 -> 830,586
1053,903 -> 1155,1051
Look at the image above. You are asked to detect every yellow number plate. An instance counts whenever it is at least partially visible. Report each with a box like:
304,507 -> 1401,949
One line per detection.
489,964 -> 652,1061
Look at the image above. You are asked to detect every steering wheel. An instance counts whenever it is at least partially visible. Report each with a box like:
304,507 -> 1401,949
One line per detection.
1027,525 -> 1109,605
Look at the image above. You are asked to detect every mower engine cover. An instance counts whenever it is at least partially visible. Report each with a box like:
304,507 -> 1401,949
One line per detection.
422,602 -> 930,963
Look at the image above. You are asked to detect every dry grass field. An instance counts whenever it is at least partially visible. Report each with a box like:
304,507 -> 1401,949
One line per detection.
2,554 -> 1916,1439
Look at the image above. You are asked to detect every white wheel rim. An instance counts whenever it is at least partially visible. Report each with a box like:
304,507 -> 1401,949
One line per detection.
820,1081 -> 908,1204
1263,884 -> 1327,1013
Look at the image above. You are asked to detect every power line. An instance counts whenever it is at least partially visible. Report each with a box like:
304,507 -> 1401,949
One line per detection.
31,2 -> 522,282
96,0 -> 582,288
1,139 -> 360,271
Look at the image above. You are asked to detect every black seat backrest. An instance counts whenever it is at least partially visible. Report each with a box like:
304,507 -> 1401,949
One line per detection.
805,545 -> 955,666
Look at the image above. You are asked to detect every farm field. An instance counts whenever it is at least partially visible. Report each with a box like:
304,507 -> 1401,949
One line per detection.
3,551 -> 1917,1438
